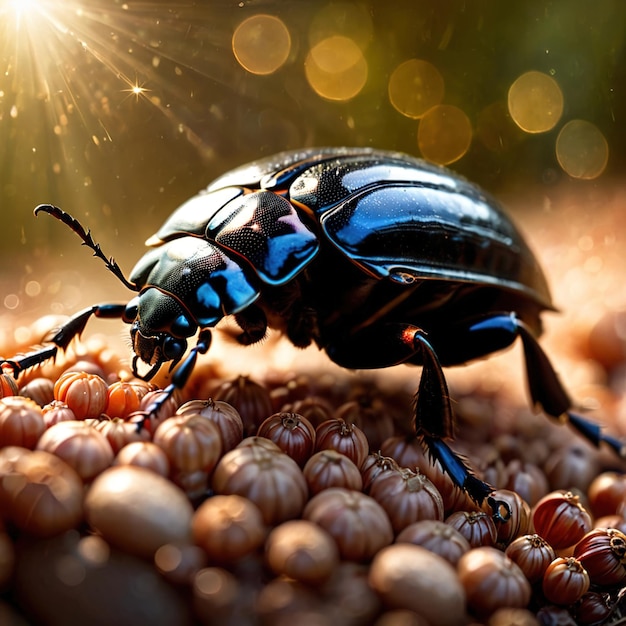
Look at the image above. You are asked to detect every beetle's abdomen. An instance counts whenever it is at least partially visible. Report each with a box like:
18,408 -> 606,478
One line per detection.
318,183 -> 552,309
283,152 -> 552,310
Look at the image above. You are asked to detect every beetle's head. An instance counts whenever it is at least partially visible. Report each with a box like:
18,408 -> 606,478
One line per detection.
124,289 -> 198,380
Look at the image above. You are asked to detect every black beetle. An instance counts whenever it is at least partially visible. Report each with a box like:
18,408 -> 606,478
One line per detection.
3,147 -> 623,511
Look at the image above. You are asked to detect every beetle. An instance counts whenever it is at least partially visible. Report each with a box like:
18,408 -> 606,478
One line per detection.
2,147 -> 623,511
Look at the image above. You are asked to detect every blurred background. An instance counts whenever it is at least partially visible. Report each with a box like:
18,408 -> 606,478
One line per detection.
0,0 -> 625,358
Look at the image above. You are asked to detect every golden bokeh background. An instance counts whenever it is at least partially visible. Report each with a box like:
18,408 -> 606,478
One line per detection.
0,0 -> 625,333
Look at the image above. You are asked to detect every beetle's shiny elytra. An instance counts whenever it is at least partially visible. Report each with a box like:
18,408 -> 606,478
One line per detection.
5,147 -> 624,511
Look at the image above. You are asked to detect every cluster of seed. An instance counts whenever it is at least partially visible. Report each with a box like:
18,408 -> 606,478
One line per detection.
0,334 -> 626,625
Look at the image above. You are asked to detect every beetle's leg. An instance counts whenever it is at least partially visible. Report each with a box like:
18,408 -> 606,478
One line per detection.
326,324 -> 500,511
403,327 -> 502,511
442,312 -> 625,456
137,329 -> 212,429
234,305 -> 268,345
1,304 -> 127,377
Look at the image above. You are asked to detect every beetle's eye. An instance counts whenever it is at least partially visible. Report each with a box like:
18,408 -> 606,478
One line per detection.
171,314 -> 194,337
162,335 -> 187,362
123,298 -> 139,323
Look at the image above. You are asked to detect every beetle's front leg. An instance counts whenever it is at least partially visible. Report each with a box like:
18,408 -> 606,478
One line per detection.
1,303 -> 127,378
137,329 -> 212,429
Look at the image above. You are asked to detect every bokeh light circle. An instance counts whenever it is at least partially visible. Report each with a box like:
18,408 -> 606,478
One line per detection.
556,120 -> 609,179
304,36 -> 367,101
388,59 -> 445,119
508,70 -> 564,133
309,35 -> 362,72
232,15 -> 291,75
417,105 -> 472,165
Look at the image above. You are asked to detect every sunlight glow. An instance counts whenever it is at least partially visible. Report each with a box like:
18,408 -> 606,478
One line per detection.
0,0 -> 229,210
0,0 -> 241,257
2,0 -> 62,37
7,0 -> 37,22
0,0 -> 223,146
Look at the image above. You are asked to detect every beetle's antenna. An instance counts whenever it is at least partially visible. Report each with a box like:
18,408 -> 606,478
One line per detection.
35,204 -> 139,292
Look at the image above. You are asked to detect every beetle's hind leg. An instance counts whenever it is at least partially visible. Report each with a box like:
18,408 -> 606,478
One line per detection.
1,304 -> 127,377
446,312 -> 625,457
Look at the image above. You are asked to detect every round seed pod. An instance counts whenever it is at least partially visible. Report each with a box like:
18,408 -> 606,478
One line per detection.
53,371 -> 108,420
396,519 -> 471,566
192,494 -> 265,563
36,420 -> 114,481
265,519 -> 339,585
573,527 -> 626,587
0,396 -> 45,449
532,490 -> 592,550
457,547 -> 531,618
212,444 -> 307,525
542,556 -> 590,606
369,466 -> 444,533
257,412 -> 316,467
303,449 -> 363,495
369,544 -> 466,626
315,418 -> 369,468
303,487 -> 393,562
505,534 -> 556,584
85,465 -> 193,558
